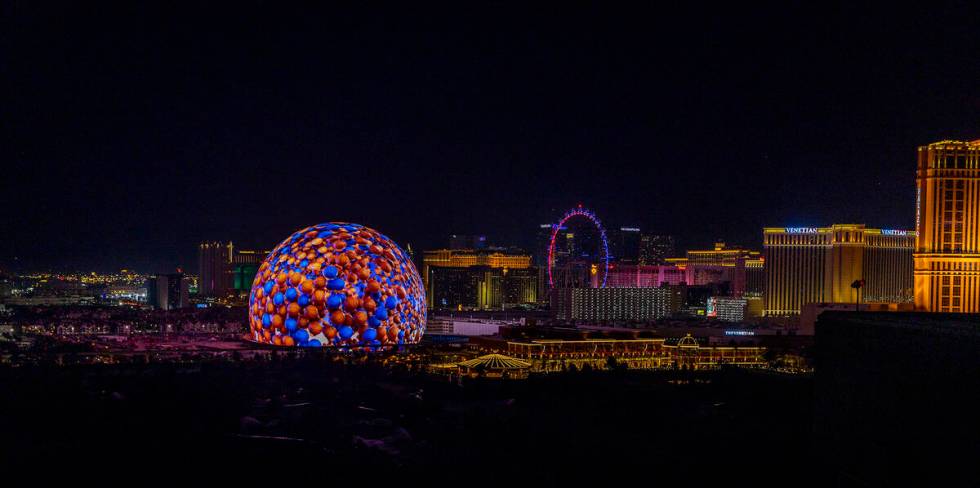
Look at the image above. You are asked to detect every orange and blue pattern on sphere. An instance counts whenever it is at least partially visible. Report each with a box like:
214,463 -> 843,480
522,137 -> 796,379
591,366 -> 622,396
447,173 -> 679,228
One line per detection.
248,223 -> 425,348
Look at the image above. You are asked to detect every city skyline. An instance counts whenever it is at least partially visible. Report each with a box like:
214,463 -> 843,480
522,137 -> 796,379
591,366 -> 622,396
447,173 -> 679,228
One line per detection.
7,3 -> 978,272
4,4 -> 978,483
0,206 -> 925,275
0,176 -> 934,275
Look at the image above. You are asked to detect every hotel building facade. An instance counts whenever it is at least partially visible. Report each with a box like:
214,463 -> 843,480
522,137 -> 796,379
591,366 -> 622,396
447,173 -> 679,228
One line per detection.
763,225 -> 914,316
913,140 -> 980,312
666,242 -> 764,297
198,241 -> 233,297
422,248 -> 537,310
198,242 -> 270,297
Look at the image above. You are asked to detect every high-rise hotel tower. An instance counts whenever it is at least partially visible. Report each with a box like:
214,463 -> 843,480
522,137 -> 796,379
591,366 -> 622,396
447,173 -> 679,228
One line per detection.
763,225 -> 914,316
914,140 -> 980,312
199,241 -> 233,297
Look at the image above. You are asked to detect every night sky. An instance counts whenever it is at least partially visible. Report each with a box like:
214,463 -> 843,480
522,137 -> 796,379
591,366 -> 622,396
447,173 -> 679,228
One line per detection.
5,2 -> 979,272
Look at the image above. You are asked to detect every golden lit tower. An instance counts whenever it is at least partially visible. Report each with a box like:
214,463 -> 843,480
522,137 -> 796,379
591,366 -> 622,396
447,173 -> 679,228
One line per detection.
914,139 -> 980,312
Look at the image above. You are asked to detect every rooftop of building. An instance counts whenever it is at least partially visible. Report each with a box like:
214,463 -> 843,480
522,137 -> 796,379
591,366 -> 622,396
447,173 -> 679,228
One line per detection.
199,241 -> 232,248
423,246 -> 530,256
921,139 -> 980,149
664,241 -> 762,265
763,224 -> 915,236
458,354 -> 531,370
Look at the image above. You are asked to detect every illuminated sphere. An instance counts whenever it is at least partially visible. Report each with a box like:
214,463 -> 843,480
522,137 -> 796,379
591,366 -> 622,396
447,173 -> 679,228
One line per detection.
248,222 -> 426,348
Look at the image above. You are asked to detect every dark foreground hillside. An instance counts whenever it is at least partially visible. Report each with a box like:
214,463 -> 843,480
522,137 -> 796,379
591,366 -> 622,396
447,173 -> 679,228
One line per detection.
1,358 -> 812,485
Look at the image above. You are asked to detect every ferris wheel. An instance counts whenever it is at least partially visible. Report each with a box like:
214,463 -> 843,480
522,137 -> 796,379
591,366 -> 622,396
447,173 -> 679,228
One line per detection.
547,205 -> 611,288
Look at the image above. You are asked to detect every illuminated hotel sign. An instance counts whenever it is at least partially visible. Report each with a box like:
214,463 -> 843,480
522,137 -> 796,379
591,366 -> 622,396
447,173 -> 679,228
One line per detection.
620,227 -> 640,232
881,229 -> 911,236
785,227 -> 818,234
724,330 -> 755,336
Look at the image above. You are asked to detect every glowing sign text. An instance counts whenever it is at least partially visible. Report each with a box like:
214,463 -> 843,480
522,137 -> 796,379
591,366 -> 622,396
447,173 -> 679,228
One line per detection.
724,330 -> 755,336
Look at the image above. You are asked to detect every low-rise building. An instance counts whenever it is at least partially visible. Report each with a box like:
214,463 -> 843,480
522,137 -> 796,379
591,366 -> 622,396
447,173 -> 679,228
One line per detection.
550,286 -> 684,321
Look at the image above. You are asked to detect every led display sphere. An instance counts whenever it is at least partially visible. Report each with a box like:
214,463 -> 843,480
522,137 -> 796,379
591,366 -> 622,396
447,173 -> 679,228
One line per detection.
248,223 -> 425,348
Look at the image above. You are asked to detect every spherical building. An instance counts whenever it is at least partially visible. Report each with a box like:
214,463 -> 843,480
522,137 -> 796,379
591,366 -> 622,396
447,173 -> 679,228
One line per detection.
248,223 -> 425,348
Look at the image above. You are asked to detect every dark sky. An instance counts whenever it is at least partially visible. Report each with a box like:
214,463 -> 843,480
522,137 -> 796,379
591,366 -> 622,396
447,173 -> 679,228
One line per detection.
4,2 -> 979,272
